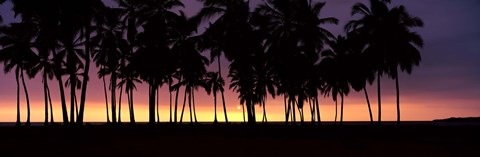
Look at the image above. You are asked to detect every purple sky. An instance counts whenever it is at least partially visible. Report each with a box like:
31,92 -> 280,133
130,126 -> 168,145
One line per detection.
0,0 -> 479,122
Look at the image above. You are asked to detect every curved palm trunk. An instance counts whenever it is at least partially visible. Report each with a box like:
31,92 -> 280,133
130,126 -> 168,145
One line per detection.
290,98 -> 297,124
21,71 -> 31,126
43,72 -> 49,126
284,95 -> 288,123
308,97 -> 316,124
78,27 -> 91,125
286,97 -> 291,123
396,70 -> 400,125
52,49 -> 68,125
15,68 -> 20,127
75,94 -> 79,119
128,89 -> 135,123
169,81 -> 172,123
246,98 -> 254,124
156,88 -> 160,123
102,74 -> 110,123
377,72 -> 382,126
213,91 -> 218,124
47,85 -> 54,123
179,87 -> 187,123
262,98 -> 267,123
218,56 -> 228,123
334,99 -> 338,124
111,72 -> 117,124
174,88 -> 180,123
340,93 -> 344,125
192,88 -> 198,123
220,90 -> 228,123
315,96 -> 321,125
188,88 -> 193,123
118,84 -> 123,123
242,103 -> 246,123
364,88 -> 373,124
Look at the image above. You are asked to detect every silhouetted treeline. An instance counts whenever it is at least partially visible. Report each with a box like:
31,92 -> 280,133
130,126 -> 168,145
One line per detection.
0,0 -> 423,126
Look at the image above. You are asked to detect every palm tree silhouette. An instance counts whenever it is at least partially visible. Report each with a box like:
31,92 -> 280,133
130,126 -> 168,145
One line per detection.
193,0 -> 259,123
92,7 -> 125,124
204,72 -> 225,124
11,0 -> 69,125
130,0 -> 184,125
321,36 -> 352,125
0,22 -> 39,126
346,0 -> 391,125
118,64 -> 141,124
347,0 -> 423,125
255,0 -> 337,124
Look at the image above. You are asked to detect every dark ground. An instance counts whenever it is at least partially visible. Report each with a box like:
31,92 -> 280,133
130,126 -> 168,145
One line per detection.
0,122 -> 479,157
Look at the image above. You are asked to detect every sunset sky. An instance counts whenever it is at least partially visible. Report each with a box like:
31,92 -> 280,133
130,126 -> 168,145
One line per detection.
0,0 -> 479,122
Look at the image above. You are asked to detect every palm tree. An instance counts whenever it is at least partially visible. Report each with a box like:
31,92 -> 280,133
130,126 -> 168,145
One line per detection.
347,0 -> 423,125
204,72 -> 224,124
11,0 -> 69,125
92,7 -> 125,124
193,0 -> 259,123
384,6 -> 424,125
0,22 -> 39,127
30,48 -> 56,126
346,0 -> 391,125
320,36 -> 351,125
254,0 -> 338,124
74,0 -> 107,125
131,0 -> 184,125
344,32 -> 376,124
118,64 -> 141,124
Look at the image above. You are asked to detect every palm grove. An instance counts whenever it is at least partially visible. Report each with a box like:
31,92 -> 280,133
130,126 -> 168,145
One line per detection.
0,0 -> 423,126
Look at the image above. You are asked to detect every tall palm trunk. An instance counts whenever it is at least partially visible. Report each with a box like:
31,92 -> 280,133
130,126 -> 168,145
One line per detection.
69,73 -> 76,124
111,72 -> 117,124
148,79 -> 156,125
308,97 -> 315,124
47,85 -> 54,123
213,91 -> 218,123
377,71 -> 382,125
286,96 -> 291,123
334,99 -> 338,124
192,88 -> 198,123
21,70 -> 31,126
156,88 -> 160,123
242,103 -> 246,123
290,98 -> 297,124
246,97 -> 254,124
262,98 -> 267,123
188,88 -> 193,123
43,72 -> 49,126
15,68 -> 20,127
395,70 -> 400,125
169,81 -> 172,123
315,96 -> 321,125
78,27 -> 91,124
102,74 -> 110,123
54,48 -> 68,125
179,87 -> 187,123
118,84 -> 123,123
218,56 -> 228,123
128,89 -> 135,123
174,87 -> 180,123
174,76 -> 182,123
284,95 -> 288,123
340,93 -> 344,125
364,88 -> 373,124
